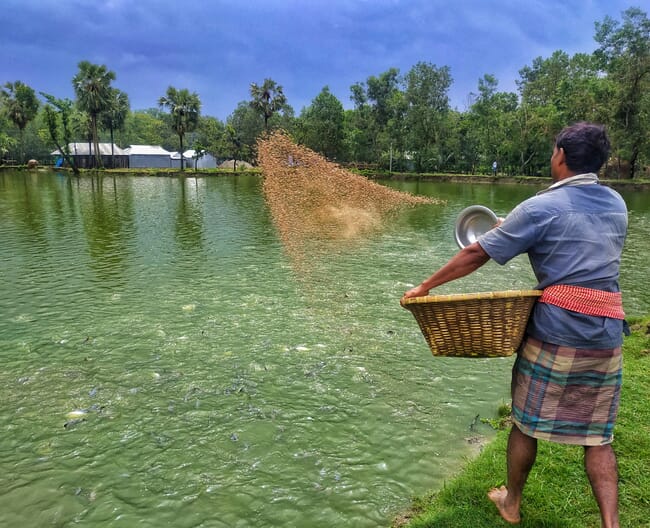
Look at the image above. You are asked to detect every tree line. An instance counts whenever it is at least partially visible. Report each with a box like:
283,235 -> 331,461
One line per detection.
1,7 -> 648,178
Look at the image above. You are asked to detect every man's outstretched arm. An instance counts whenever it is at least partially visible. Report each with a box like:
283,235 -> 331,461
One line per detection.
402,242 -> 491,300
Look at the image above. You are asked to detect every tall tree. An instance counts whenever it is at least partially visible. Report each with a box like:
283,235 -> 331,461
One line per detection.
72,61 -> 116,168
468,74 -> 518,174
1,81 -> 39,163
447,110 -> 480,174
518,51 -> 571,108
249,78 -> 287,131
365,68 -> 401,129
228,101 -> 265,162
349,68 -> 402,164
594,7 -> 650,178
516,51 -> 589,175
222,124 -> 243,170
517,51 -> 609,127
100,88 -> 130,168
347,87 -> 374,163
195,116 -> 225,161
40,93 -> 79,174
404,62 -> 452,172
158,86 -> 201,171
297,86 -> 346,160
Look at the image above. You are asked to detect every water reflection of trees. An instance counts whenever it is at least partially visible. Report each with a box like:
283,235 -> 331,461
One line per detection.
175,177 -> 205,253
0,172 -> 49,245
204,174 -> 274,249
79,175 -> 135,284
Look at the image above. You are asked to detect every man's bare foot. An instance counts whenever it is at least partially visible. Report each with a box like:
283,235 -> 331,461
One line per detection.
487,485 -> 521,524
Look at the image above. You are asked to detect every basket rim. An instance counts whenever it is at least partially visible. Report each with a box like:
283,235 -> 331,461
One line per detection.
401,289 -> 543,307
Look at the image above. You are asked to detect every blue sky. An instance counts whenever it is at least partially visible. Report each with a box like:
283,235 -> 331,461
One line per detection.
1,0 -> 638,121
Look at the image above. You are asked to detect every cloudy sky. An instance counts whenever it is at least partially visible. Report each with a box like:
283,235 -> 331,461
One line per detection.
1,0 -> 637,121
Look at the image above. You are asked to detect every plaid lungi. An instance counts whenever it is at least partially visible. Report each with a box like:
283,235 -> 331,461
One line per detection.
511,336 -> 622,446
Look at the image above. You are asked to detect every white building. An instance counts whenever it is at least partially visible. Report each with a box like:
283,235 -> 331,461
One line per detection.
171,149 -> 218,169
124,145 -> 173,168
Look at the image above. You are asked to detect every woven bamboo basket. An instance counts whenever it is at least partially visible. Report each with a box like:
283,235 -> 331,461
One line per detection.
401,290 -> 543,358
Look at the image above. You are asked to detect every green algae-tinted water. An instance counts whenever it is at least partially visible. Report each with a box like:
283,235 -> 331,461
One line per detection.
1,171 -> 648,527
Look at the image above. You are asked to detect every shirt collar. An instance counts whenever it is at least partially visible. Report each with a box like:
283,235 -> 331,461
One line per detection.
537,172 -> 599,195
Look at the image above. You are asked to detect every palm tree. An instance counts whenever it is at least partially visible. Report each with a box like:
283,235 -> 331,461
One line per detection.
1,81 -> 39,163
100,88 -> 130,168
72,61 -> 116,168
158,86 -> 201,171
249,78 -> 287,131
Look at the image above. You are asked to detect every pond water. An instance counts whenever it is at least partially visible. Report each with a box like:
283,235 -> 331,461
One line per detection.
1,171 -> 648,528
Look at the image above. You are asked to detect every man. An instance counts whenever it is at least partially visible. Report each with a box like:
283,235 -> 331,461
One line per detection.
402,122 -> 627,528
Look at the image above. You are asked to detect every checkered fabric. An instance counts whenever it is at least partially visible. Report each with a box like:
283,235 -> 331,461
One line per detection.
511,336 -> 622,446
539,284 -> 625,319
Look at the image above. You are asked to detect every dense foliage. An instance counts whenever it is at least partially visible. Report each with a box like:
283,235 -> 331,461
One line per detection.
1,8 -> 648,178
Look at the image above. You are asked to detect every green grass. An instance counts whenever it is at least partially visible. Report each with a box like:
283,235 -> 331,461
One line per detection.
393,318 -> 650,528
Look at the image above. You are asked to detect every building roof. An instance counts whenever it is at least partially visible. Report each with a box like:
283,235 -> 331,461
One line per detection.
51,143 -> 127,156
169,149 -> 215,160
124,145 -> 172,156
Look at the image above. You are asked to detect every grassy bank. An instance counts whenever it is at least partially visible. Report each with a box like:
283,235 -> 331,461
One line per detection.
394,318 -> 650,528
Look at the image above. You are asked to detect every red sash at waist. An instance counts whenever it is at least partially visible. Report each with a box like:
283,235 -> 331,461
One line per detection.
539,284 -> 625,320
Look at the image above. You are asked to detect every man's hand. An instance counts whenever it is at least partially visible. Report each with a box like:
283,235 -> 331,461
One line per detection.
402,283 -> 431,302
400,243 -> 492,306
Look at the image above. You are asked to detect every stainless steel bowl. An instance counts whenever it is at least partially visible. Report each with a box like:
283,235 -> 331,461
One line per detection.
454,205 -> 499,249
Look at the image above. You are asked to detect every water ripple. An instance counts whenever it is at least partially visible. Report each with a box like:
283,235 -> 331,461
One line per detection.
1,172 -> 648,527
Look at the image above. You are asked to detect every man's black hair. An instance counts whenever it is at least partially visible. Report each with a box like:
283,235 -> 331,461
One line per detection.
555,122 -> 610,174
